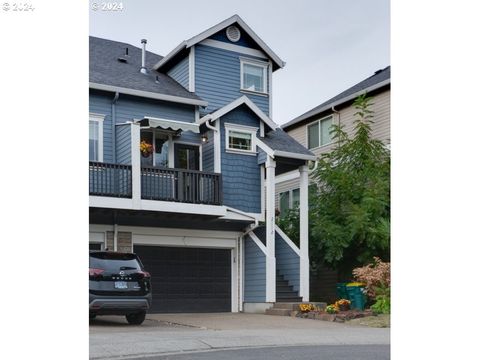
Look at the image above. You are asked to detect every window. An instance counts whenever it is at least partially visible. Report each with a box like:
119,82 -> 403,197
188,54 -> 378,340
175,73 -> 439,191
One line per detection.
241,59 -> 268,94
225,123 -> 257,154
307,115 -> 333,149
279,188 -> 300,218
89,114 -> 104,161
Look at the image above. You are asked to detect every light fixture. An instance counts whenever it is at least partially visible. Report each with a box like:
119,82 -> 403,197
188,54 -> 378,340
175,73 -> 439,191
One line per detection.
201,134 -> 208,143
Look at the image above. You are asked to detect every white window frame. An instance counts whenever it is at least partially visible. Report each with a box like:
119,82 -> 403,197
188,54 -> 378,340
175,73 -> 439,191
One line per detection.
224,122 -> 258,155
240,58 -> 268,95
89,113 -> 105,162
306,115 -> 333,150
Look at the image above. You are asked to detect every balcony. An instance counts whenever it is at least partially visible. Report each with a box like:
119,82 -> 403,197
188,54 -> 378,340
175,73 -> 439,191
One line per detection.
89,161 -> 222,206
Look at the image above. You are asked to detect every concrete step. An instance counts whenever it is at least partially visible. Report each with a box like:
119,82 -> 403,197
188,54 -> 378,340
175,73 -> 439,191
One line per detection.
265,308 -> 292,316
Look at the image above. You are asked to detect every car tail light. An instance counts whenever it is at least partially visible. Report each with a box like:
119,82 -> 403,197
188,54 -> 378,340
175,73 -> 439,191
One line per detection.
137,271 -> 151,279
89,268 -> 104,277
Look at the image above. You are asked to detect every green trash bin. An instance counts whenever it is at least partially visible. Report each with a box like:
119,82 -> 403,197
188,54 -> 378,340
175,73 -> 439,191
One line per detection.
336,283 -> 349,300
346,285 -> 367,310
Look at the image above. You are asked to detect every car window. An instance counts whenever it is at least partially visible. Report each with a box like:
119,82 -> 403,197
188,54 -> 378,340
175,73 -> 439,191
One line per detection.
89,253 -> 142,272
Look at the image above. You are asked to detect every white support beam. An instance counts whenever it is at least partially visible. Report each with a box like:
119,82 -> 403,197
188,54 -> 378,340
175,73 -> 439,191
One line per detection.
131,122 -> 141,209
265,156 -> 276,303
299,165 -> 310,301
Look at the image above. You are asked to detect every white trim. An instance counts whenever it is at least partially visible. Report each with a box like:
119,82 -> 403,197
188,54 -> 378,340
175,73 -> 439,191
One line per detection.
198,95 -> 278,131
255,138 -> 275,157
133,234 -> 237,248
265,156 -> 276,303
89,82 -> 208,107
92,225 -> 241,239
239,236 -> 244,312
260,165 -> 265,221
268,60 -> 273,117
275,169 -> 300,184
299,165 -> 310,301
89,113 -> 104,162
283,79 -> 390,129
199,38 -> 267,59
138,116 -> 200,134
240,58 -> 268,95
153,15 -> 285,71
231,248 -> 239,312
259,121 -> 265,137
188,47 -> 195,92
194,106 -> 199,122
214,119 -> 221,172
248,232 -> 268,256
167,135 -> 174,168
306,114 -> 333,150
225,124 -> 257,154
131,123 -> 141,208
274,225 -> 300,256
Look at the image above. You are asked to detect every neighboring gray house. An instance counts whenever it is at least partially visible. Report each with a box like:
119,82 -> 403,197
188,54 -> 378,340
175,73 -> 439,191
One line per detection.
275,66 -> 390,217
89,15 -> 315,313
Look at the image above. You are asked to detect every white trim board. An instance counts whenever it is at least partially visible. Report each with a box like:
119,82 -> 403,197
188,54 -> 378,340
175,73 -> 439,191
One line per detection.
275,169 -> 300,184
200,39 -> 267,59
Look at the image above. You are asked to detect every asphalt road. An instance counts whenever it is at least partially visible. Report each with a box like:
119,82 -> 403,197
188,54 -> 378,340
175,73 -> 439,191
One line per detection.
141,345 -> 390,360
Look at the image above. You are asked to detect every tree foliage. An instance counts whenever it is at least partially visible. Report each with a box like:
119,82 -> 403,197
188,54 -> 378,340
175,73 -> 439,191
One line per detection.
277,94 -> 390,275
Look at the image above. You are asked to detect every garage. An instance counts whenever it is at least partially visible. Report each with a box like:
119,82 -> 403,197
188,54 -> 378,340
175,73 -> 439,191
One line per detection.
133,245 -> 231,313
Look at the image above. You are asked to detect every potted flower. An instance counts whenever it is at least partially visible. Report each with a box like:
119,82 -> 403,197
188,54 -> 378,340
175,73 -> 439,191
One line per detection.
335,299 -> 351,311
140,140 -> 153,157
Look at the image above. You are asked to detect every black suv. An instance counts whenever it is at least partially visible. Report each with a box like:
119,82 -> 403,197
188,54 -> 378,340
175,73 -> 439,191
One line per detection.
89,251 -> 152,325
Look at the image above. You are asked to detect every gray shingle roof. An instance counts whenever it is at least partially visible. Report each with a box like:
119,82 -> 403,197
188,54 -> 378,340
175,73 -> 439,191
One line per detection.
89,36 -> 204,102
262,128 -> 315,157
282,66 -> 390,130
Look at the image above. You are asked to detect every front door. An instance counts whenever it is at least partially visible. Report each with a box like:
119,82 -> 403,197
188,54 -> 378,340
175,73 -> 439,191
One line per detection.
174,144 -> 200,202
174,144 -> 200,170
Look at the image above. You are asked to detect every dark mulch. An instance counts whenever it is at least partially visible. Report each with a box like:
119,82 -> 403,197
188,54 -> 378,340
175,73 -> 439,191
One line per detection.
295,309 -> 375,323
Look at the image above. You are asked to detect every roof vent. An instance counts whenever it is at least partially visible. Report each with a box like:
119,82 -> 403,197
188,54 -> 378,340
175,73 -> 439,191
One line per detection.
117,57 -> 128,63
140,39 -> 148,75
226,25 -> 241,42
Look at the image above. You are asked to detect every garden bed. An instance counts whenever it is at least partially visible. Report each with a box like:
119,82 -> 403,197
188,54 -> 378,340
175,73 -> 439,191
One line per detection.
294,309 -> 375,323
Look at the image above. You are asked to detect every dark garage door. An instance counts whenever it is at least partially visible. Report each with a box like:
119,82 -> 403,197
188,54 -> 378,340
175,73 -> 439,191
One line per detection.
134,245 -> 231,313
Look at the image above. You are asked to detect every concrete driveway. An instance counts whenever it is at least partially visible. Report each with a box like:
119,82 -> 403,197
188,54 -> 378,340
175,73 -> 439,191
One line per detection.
90,313 -> 390,359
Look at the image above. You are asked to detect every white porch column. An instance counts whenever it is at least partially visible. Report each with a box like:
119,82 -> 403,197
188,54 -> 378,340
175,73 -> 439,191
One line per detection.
299,165 -> 310,301
131,122 -> 141,209
265,156 -> 276,302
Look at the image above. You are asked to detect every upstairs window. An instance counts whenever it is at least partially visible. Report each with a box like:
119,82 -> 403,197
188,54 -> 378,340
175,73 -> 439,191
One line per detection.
307,115 -> 333,149
225,123 -> 257,154
241,59 -> 268,94
89,114 -> 104,162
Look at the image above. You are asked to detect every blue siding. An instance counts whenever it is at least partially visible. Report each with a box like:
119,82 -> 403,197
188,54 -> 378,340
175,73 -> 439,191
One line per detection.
244,236 -> 266,302
195,44 -> 270,116
115,124 -> 131,164
202,129 -> 215,172
220,106 -> 261,213
167,55 -> 189,90
275,231 -> 300,293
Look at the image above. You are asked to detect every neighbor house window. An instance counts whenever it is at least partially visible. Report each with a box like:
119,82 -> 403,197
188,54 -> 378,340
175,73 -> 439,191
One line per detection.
307,115 -> 333,149
89,114 -> 104,161
225,123 -> 257,154
241,59 -> 268,94
279,188 -> 300,218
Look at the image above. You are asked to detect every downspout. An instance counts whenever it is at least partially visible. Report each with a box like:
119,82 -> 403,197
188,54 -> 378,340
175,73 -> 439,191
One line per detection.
111,92 -> 120,163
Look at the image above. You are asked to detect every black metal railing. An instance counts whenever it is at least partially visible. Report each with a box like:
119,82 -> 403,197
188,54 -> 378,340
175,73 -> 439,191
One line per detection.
141,166 -> 222,205
89,161 -> 132,198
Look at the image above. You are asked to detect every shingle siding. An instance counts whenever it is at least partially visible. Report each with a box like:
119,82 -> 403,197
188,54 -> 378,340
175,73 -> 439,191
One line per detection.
220,106 -> 261,213
195,44 -> 269,116
202,129 -> 215,172
244,235 -> 266,302
167,55 -> 190,90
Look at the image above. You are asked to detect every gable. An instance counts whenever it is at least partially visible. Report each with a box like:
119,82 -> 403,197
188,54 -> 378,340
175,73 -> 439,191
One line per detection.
209,24 -> 262,51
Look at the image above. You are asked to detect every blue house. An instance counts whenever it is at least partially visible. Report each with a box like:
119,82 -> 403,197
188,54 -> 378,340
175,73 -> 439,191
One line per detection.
89,15 -> 315,313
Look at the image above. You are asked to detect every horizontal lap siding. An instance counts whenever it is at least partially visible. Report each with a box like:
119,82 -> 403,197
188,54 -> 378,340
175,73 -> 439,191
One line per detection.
275,232 -> 300,292
167,55 -> 189,90
220,106 -> 261,213
90,91 -> 114,163
115,124 -> 131,164
195,44 -> 269,116
244,236 -> 266,302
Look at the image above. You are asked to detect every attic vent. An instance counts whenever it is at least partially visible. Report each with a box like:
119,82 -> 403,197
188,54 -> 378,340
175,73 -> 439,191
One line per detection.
117,57 -> 128,63
226,25 -> 241,42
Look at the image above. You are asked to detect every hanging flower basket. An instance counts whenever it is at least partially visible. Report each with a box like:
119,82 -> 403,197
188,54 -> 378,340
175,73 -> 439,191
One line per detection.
140,140 -> 153,157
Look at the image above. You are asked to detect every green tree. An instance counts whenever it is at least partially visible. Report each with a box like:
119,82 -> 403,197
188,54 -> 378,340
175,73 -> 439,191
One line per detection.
277,94 -> 390,276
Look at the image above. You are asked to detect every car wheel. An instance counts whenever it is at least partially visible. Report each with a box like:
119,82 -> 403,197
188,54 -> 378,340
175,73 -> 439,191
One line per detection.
126,311 -> 146,325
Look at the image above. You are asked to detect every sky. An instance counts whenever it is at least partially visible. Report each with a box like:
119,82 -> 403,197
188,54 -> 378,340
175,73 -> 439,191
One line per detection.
89,0 -> 390,125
